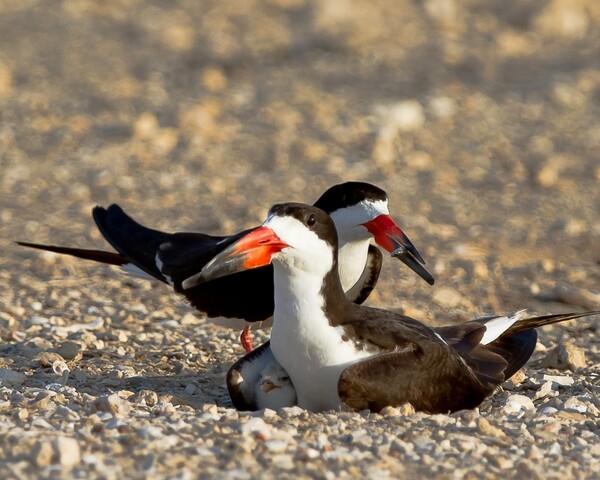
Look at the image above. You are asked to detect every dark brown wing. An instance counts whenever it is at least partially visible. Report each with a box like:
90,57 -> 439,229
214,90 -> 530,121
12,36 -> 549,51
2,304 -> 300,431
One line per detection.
338,341 -> 505,414
336,306 -> 511,413
343,245 -> 382,305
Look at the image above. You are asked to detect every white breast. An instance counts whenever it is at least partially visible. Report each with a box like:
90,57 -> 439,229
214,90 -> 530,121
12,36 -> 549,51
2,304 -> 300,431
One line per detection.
269,261 -> 375,411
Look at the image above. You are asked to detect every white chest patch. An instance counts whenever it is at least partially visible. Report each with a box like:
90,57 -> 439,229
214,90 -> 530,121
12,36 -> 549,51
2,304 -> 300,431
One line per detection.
268,258 -> 375,412
263,214 -> 378,411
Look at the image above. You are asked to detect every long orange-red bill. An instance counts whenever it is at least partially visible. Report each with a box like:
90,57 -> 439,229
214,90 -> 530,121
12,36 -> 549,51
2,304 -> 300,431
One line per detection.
182,226 -> 289,289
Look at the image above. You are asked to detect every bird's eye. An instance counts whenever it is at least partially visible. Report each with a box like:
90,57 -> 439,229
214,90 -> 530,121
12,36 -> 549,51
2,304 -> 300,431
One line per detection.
306,214 -> 316,227
281,376 -> 290,381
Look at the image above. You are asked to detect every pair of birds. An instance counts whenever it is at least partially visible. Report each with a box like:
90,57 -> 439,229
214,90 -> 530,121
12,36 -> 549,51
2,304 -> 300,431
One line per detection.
20,182 -> 598,413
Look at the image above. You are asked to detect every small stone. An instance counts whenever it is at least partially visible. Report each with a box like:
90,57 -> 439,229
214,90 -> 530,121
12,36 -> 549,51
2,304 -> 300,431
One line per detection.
20,337 -> 53,357
56,341 -> 83,360
534,381 -> 554,400
93,393 -> 131,417
563,397 -> 587,413
0,368 -> 27,386
258,408 -> 277,418
504,394 -> 535,414
280,406 -> 304,417
16,408 -> 29,421
132,390 -> 158,407
433,288 -> 462,308
397,403 -> 416,415
495,456 -> 514,470
271,453 -> 294,470
380,406 -> 400,416
32,351 -> 65,368
538,406 -> 558,415
477,417 -> 505,437
539,342 -> 586,370
509,370 -> 527,386
548,442 -> 562,456
264,439 -> 288,453
241,417 -> 271,440
54,437 -> 81,467
542,374 -> 574,386
29,391 -> 56,410
32,440 -> 54,467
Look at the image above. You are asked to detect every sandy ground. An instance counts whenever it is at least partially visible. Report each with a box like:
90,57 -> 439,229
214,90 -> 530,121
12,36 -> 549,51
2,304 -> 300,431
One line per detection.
0,0 -> 599,478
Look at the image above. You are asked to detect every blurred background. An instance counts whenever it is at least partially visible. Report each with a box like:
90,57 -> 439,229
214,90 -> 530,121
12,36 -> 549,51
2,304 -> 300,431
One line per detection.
0,3 -> 599,477
1,0 -> 599,319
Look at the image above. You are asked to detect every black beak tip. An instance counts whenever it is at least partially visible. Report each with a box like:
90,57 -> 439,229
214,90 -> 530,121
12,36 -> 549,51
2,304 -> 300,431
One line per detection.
392,248 -> 435,286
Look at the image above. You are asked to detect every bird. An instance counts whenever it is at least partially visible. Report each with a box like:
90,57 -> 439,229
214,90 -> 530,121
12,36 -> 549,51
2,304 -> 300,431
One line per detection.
227,340 -> 297,411
17,182 -> 434,353
188,202 -> 599,413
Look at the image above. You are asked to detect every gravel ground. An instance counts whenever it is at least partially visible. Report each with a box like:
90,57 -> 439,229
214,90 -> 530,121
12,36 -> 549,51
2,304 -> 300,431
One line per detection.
1,1 -> 600,478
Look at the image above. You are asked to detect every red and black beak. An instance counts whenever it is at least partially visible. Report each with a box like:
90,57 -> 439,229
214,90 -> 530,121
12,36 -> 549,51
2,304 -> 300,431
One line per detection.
363,214 -> 434,285
182,226 -> 289,289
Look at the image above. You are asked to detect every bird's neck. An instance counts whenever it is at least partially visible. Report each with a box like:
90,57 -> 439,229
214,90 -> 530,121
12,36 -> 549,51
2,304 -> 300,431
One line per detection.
271,258 -> 349,333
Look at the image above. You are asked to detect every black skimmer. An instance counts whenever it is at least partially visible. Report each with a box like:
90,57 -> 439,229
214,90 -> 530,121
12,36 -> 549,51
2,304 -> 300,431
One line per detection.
227,340 -> 298,411
190,203 -> 599,413
17,182 -> 434,352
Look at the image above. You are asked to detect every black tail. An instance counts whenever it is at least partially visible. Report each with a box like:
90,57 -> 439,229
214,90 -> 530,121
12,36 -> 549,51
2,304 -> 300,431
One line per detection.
92,205 -> 173,282
503,311 -> 600,336
437,310 -> 599,384
486,330 -> 538,379
16,241 -> 127,266
92,204 -> 241,290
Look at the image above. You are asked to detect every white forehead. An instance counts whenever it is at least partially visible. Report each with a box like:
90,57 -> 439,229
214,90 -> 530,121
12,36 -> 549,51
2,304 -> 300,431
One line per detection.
329,199 -> 389,229
263,214 -> 334,274
263,215 -> 328,251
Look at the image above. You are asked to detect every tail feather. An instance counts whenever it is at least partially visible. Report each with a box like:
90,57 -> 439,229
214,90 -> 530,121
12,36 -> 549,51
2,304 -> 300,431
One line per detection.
92,205 -> 169,282
487,330 -> 538,379
437,310 -> 598,384
503,311 -> 600,337
16,241 -> 127,266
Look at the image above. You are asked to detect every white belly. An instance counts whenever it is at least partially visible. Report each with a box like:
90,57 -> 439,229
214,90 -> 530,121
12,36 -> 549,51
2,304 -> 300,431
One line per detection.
271,323 -> 374,411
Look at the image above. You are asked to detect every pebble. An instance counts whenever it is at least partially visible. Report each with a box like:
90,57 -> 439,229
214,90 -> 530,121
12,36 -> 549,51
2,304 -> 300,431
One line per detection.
93,393 -> 131,417
477,417 -> 505,437
56,341 -> 83,360
534,381 -> 555,400
542,374 -> 574,386
20,337 -> 53,357
29,391 -> 56,410
538,406 -> 558,415
432,288 -> 463,308
0,368 -> 27,386
32,440 -> 54,467
504,394 -> 535,414
54,437 -> 81,467
563,397 -> 587,413
539,342 -> 587,370
32,351 -> 65,368
240,417 -> 272,440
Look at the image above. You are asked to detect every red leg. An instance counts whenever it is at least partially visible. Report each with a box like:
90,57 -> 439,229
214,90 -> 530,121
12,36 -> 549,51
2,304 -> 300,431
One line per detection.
240,326 -> 253,353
